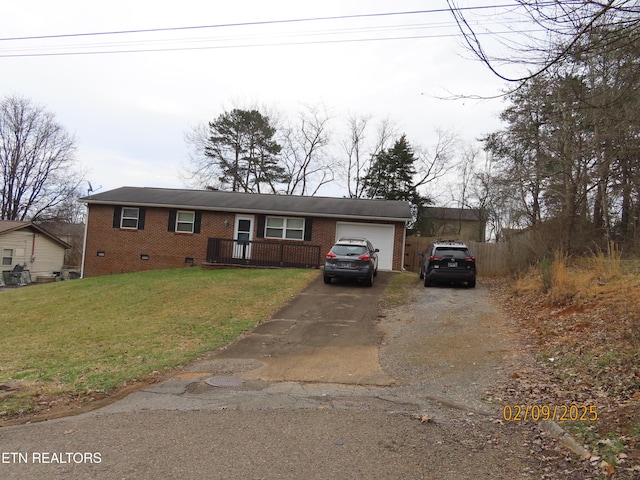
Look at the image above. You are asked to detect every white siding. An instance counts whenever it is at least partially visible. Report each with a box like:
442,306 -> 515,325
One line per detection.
0,230 -> 66,277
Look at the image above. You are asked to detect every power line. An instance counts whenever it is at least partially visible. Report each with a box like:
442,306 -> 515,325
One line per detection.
0,3 -> 548,58
0,4 -> 525,42
0,29 -> 544,58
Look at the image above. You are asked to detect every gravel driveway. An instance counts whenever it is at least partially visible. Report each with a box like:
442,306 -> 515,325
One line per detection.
0,273 -> 589,479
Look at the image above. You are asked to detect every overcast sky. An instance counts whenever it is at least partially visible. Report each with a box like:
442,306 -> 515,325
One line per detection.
1,1 -> 530,201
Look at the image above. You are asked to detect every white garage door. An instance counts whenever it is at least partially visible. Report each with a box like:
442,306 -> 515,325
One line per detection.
335,222 -> 395,271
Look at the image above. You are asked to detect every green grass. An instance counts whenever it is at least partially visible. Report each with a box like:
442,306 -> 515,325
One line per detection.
0,267 -> 317,416
383,272 -> 419,307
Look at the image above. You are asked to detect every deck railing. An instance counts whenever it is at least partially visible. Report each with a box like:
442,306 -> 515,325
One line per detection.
206,238 -> 321,269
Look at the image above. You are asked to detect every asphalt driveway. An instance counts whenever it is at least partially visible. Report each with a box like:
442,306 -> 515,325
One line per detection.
0,272 -> 582,479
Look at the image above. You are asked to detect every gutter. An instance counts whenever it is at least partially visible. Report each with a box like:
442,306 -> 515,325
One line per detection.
78,199 -> 412,224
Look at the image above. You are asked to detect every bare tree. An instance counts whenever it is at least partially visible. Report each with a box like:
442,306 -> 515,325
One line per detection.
340,115 -> 396,198
181,123 -> 214,189
279,104 -> 335,196
0,94 -> 82,221
412,128 -> 458,194
447,0 -> 640,83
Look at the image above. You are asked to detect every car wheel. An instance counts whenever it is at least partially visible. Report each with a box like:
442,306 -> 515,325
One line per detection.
424,276 -> 433,287
419,268 -> 424,280
323,276 -> 331,284
366,270 -> 374,287
468,279 -> 476,288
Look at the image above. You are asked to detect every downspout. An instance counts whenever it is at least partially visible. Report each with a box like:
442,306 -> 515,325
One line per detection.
31,232 -> 36,264
80,204 -> 90,278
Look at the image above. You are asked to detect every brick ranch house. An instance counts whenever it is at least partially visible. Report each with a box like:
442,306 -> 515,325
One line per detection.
79,187 -> 413,277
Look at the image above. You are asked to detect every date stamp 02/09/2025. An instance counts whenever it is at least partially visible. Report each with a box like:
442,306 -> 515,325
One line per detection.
503,404 -> 598,422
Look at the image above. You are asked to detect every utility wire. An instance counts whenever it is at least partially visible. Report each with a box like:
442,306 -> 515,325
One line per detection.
0,29 -> 544,58
0,4 -> 527,42
0,3 -> 547,58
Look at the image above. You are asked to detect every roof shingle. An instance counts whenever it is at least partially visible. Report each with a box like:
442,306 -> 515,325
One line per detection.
80,187 -> 413,222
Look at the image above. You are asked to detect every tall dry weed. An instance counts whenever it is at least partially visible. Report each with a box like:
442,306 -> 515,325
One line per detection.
549,250 -> 578,304
513,265 -> 545,296
585,242 -> 622,282
513,245 -> 629,305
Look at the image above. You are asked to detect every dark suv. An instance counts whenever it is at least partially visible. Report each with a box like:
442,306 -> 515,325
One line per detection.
323,237 -> 379,286
419,240 -> 476,288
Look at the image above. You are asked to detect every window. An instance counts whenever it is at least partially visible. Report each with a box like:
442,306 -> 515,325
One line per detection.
121,208 -> 140,229
176,211 -> 195,233
113,207 -> 145,230
435,247 -> 470,260
265,217 -> 305,240
2,248 -> 13,266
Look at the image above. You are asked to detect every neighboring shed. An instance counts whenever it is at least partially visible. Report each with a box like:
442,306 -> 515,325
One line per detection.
79,187 -> 413,277
0,221 -> 71,285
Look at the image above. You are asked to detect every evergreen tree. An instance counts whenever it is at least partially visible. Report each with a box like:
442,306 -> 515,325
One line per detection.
362,135 -> 423,205
362,135 -> 428,229
205,109 -> 286,193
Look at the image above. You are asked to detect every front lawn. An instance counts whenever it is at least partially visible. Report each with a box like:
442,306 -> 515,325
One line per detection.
0,267 -> 317,419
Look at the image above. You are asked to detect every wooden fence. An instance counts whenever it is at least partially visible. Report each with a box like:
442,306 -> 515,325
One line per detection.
403,236 -> 528,276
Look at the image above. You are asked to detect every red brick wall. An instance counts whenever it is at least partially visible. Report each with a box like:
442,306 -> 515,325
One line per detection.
83,205 -> 406,277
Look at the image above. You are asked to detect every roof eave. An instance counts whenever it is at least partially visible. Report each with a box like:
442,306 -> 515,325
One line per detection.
0,222 -> 72,249
81,199 -> 411,223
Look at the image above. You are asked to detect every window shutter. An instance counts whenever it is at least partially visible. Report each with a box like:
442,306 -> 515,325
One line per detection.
113,207 -> 122,228
304,218 -> 313,241
256,215 -> 266,239
138,208 -> 146,230
168,210 -> 176,232
194,211 -> 202,234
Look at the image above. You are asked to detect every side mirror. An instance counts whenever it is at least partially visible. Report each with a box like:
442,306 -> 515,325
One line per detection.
374,248 -> 380,252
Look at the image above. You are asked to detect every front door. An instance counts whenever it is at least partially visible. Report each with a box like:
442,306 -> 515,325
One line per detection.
233,215 -> 254,259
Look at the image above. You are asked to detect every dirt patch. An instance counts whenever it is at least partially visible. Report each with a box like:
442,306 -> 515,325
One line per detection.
242,346 -> 396,385
0,377 -> 161,427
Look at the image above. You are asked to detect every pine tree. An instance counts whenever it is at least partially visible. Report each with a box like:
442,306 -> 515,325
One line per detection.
205,109 -> 286,193
362,135 -> 423,205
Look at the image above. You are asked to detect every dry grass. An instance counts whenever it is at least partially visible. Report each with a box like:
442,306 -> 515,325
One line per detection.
490,250 -> 640,471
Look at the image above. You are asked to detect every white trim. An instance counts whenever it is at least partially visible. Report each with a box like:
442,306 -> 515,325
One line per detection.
233,215 -> 254,259
80,206 -> 90,278
120,207 -> 140,229
264,216 -> 305,241
175,210 -> 195,233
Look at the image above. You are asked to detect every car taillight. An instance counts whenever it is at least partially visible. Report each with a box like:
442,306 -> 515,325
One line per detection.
358,254 -> 371,261
429,256 -> 442,261
465,256 -> 476,262
325,252 -> 337,259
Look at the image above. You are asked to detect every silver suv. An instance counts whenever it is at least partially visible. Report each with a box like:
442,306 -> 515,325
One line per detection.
323,237 -> 379,286
419,240 -> 476,288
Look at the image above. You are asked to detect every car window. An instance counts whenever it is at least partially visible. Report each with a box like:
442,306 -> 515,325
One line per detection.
434,247 -> 469,259
333,245 -> 368,256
